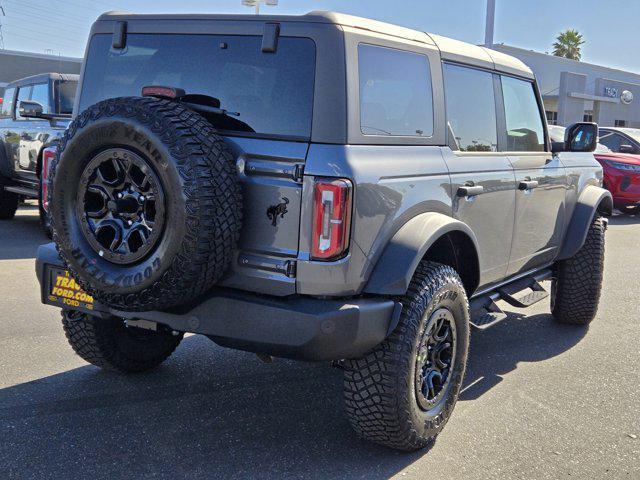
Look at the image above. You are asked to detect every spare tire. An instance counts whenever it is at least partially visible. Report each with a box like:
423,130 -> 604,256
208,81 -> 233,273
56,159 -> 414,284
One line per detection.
49,96 -> 242,311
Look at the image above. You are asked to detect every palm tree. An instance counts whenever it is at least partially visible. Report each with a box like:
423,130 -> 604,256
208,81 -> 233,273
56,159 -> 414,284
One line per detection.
552,29 -> 585,61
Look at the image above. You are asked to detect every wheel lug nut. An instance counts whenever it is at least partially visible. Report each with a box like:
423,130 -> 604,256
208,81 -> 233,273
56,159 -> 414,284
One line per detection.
117,193 -> 123,199
139,195 -> 145,202
128,220 -> 133,226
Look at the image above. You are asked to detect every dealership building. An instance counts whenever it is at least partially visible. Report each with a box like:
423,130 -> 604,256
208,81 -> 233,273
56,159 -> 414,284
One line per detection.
489,43 -> 640,129
0,49 -> 81,97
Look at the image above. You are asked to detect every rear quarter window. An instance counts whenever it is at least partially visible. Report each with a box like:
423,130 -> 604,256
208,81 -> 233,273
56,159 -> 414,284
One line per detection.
358,44 -> 433,137
80,34 -> 316,139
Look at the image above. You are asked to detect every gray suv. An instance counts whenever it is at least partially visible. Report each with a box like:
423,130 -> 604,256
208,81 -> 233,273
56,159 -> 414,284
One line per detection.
36,11 -> 612,451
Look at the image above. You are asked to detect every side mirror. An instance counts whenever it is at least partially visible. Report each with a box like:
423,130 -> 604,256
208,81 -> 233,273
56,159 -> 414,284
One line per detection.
565,122 -> 598,152
619,144 -> 637,154
19,100 -> 45,119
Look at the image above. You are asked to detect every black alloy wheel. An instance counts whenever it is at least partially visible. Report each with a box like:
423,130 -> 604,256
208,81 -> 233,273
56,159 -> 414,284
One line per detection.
77,148 -> 165,265
414,308 -> 457,412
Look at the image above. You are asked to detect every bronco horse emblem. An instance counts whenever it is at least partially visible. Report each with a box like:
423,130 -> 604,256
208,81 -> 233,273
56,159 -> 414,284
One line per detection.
267,197 -> 289,226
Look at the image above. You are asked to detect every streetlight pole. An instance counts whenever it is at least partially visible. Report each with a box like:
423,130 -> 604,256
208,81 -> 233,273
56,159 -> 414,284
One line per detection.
484,0 -> 496,47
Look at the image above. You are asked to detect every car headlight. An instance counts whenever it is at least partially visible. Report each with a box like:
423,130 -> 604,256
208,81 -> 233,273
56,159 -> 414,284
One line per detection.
605,160 -> 640,173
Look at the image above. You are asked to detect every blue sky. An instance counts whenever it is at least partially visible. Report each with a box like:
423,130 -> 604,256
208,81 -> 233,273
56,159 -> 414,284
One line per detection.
3,0 -> 640,72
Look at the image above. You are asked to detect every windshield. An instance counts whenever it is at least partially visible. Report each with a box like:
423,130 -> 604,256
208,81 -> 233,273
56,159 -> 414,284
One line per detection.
80,34 -> 316,139
615,127 -> 640,144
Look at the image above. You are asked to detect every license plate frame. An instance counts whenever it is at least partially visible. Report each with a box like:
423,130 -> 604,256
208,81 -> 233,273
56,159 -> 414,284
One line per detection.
44,266 -> 95,313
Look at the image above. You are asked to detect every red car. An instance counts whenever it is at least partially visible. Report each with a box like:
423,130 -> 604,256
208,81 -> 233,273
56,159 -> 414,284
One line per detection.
549,125 -> 640,215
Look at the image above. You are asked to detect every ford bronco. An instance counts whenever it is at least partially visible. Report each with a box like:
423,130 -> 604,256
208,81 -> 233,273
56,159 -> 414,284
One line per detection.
36,11 -> 611,451
0,73 -> 78,233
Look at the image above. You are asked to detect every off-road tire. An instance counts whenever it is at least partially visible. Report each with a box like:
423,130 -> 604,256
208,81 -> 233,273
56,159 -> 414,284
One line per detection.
61,310 -> 183,373
0,189 -> 19,220
343,262 -> 470,451
49,96 -> 242,311
551,215 -> 605,325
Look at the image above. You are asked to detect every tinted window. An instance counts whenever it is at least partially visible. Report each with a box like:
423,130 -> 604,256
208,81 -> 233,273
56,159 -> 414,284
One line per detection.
599,131 -> 625,152
443,64 -> 497,152
501,76 -> 545,152
16,86 -> 32,119
358,44 -> 433,137
56,80 -> 77,114
0,87 -> 15,117
30,83 -> 50,113
81,34 -> 316,138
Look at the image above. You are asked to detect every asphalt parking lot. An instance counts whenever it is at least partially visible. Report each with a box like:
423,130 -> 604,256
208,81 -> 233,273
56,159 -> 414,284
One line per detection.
0,204 -> 638,480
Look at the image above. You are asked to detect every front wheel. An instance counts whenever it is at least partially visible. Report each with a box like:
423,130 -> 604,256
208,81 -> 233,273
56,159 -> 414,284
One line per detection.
343,262 -> 470,451
61,310 -> 183,373
551,215 -> 605,325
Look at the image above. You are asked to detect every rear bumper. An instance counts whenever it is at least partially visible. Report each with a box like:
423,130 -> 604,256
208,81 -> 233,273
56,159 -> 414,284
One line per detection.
36,243 -> 401,361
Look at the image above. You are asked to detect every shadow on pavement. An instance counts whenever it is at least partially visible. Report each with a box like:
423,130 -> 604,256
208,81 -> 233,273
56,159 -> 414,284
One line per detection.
460,312 -> 588,401
0,204 -> 48,261
0,310 -> 589,479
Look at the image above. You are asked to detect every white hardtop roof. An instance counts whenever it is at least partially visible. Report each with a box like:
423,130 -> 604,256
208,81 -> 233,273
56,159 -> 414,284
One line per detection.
97,9 -> 533,78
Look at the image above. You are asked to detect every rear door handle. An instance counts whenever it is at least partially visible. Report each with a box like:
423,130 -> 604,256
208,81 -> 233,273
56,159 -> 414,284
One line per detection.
518,180 -> 539,190
457,185 -> 484,197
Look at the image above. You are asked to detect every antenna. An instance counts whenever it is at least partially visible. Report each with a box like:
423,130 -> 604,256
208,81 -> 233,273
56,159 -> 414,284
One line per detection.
0,2 -> 5,50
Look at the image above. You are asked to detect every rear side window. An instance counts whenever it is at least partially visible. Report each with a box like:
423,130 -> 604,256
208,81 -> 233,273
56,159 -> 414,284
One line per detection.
358,44 -> 433,137
0,87 -> 15,117
80,34 -> 316,139
501,76 -> 545,152
56,80 -> 77,115
443,63 -> 497,152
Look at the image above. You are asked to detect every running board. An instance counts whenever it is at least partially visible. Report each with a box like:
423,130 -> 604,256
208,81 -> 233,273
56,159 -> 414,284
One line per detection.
470,268 -> 552,330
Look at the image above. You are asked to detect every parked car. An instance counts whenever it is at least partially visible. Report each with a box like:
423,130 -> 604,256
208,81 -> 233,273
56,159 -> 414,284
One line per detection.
596,127 -> 640,214
550,126 -> 640,214
37,11 -> 611,451
0,73 -> 78,233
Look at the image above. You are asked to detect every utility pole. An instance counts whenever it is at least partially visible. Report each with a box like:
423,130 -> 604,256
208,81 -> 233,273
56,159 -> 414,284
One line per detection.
484,0 -> 496,47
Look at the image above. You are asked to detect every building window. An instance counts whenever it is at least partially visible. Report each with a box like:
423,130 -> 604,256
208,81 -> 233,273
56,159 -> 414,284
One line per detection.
583,112 -> 593,122
545,111 -> 558,125
615,119 -> 627,127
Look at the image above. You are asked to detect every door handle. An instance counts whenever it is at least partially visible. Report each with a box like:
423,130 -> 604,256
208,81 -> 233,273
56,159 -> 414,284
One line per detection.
518,180 -> 539,191
457,184 -> 484,197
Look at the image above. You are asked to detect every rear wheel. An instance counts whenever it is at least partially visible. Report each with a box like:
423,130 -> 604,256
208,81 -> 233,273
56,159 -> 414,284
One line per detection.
0,189 -> 19,220
343,262 -> 470,451
551,215 -> 605,325
61,310 -> 183,373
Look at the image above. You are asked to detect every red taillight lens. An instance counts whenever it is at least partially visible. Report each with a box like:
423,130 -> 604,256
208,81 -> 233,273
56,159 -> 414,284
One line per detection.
41,147 -> 56,212
311,178 -> 352,260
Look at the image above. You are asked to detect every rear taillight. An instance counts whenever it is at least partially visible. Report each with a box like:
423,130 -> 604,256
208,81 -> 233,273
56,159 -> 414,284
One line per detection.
311,178 -> 352,260
41,147 -> 56,212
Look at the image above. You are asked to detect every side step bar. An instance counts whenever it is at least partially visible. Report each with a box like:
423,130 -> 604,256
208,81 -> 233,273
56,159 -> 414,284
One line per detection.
470,268 -> 553,330
4,185 -> 39,198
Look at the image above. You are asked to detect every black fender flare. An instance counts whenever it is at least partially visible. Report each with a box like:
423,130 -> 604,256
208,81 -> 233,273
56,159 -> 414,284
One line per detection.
557,185 -> 612,261
364,212 -> 480,295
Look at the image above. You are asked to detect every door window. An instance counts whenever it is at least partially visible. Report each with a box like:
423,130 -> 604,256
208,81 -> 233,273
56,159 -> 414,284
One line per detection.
0,87 -> 15,117
16,86 -> 32,120
598,131 -> 626,152
30,83 -> 50,114
358,44 -> 433,137
443,63 -> 497,152
501,76 -> 545,152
